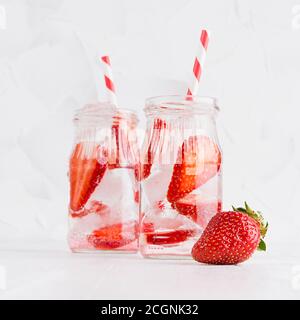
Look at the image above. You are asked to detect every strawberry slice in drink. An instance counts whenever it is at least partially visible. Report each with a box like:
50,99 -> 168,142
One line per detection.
88,221 -> 138,250
135,118 -> 166,181
134,190 -> 140,204
108,120 -> 121,169
167,135 -> 221,203
69,143 -> 107,213
146,228 -> 197,245
87,200 -> 110,215
109,113 -> 139,170
108,112 -> 127,169
142,219 -> 198,245
173,194 -> 222,227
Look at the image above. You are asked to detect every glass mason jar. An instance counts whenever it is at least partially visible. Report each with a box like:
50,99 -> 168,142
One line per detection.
68,103 -> 140,253
138,95 -> 222,258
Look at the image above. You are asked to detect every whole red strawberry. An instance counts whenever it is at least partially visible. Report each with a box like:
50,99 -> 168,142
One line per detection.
192,202 -> 268,265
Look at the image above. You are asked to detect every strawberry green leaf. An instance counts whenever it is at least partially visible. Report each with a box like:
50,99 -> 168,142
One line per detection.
244,202 -> 251,212
258,239 -> 266,251
232,206 -> 247,213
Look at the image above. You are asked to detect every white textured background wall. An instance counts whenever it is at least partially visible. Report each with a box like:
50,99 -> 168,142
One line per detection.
0,0 -> 299,249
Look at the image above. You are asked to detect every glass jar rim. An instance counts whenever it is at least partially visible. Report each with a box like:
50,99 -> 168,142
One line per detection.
145,95 -> 219,116
74,103 -> 138,126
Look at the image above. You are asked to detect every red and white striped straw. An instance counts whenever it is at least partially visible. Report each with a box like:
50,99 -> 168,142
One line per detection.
187,29 -> 210,96
100,55 -> 118,106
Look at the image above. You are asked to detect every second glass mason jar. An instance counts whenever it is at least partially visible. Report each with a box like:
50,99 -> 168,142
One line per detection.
68,103 -> 140,253
138,96 -> 222,258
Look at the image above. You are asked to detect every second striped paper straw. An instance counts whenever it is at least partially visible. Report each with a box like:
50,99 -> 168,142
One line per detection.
187,29 -> 210,96
100,55 -> 118,106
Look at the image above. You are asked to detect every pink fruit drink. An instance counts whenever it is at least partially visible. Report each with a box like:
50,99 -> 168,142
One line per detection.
138,96 -> 222,258
68,104 -> 140,253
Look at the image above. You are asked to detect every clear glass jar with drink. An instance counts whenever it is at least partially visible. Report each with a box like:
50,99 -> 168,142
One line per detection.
138,95 -> 222,258
68,103 -> 140,253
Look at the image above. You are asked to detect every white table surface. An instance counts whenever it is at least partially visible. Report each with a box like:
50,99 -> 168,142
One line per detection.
0,240 -> 299,300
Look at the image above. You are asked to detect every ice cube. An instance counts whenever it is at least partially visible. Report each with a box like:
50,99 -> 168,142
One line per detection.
154,212 -> 198,232
142,164 -> 173,207
193,173 -> 222,200
91,168 -> 135,211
